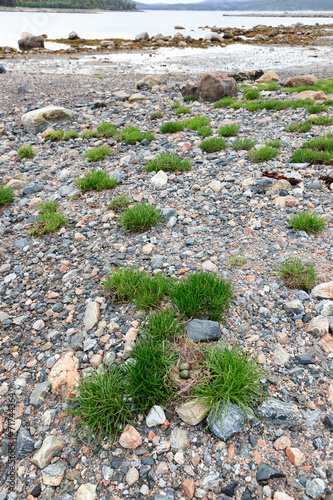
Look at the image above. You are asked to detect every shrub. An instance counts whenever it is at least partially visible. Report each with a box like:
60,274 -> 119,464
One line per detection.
248,146 -> 278,162
232,138 -> 257,151
114,126 -> 154,145
176,106 -> 191,115
67,365 -> 132,443
288,210 -> 326,234
108,194 -> 131,212
200,137 -> 227,153
45,129 -> 64,141
119,202 -> 162,233
184,116 -> 210,130
125,336 -> 177,414
96,122 -> 117,137
30,201 -> 67,236
143,308 -> 184,341
169,270 -> 233,322
0,185 -> 15,205
160,121 -> 185,134
197,126 -> 212,137
193,344 -> 266,425
244,88 -> 260,100
274,257 -> 317,290
218,123 -> 240,137
183,95 -> 197,102
75,169 -> 118,192
17,145 -> 35,159
286,121 -> 312,133
63,130 -> 79,140
150,111 -> 163,120
85,146 -> 113,162
146,152 -> 192,172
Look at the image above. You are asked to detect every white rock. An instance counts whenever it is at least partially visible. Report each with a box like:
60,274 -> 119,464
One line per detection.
84,301 -> 100,331
146,405 -> 166,427
151,170 -> 168,189
202,260 -> 218,272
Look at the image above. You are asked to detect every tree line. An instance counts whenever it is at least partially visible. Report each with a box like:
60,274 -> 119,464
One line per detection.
0,0 -> 136,10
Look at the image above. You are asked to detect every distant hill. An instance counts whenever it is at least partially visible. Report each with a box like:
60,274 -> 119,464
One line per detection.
0,0 -> 136,10
135,0 -> 333,11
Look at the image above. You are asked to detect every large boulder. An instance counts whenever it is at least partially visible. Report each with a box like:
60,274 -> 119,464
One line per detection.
180,82 -> 198,98
256,70 -> 280,83
68,31 -> 80,40
204,32 -> 223,42
228,69 -> 263,82
195,72 -> 237,102
0,64 -> 6,74
18,35 -> 44,50
21,105 -> 74,134
135,32 -> 149,41
284,74 -> 318,88
136,75 -> 161,90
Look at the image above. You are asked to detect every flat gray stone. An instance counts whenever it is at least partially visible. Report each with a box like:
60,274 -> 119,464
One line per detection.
185,319 -> 220,343
21,105 -> 74,133
30,381 -> 52,406
154,489 -> 175,500
256,462 -> 286,482
306,478 -> 325,499
13,238 -> 31,249
257,399 -> 302,427
207,401 -> 247,440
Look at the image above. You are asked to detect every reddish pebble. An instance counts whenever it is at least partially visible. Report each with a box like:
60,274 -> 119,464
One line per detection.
273,435 -> 291,450
75,289 -> 84,295
182,479 -> 195,499
148,430 -> 155,441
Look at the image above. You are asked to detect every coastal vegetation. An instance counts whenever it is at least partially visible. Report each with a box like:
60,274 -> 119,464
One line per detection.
0,0 -> 136,10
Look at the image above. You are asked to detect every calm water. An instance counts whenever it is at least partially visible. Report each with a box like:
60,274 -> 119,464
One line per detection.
0,10 -> 332,49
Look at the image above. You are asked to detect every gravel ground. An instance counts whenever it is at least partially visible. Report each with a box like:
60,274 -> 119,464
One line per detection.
1,64 -> 333,500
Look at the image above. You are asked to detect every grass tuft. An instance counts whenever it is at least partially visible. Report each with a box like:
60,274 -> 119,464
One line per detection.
193,344 -> 266,425
309,116 -> 333,126
108,194 -> 131,212
18,145 -> 35,159
197,125 -> 212,137
176,106 -> 191,115
150,111 -> 163,120
45,130 -> 64,141
232,138 -> 257,151
160,121 -> 185,134
184,116 -> 210,130
274,257 -> 317,290
244,88 -> 260,100
96,123 -> 117,138
67,365 -> 132,443
146,152 -> 191,172
248,146 -> 278,162
200,137 -> 227,153
214,97 -> 238,108
30,201 -> 67,236
81,129 -> 99,140
0,185 -> 15,205
288,210 -> 326,234
169,270 -> 233,322
291,148 -> 332,165
118,202 -> 162,233
286,121 -> 312,133
114,126 -> 154,145
75,169 -> 118,192
143,309 -> 184,341
228,255 -> 247,267
171,101 -> 181,109
266,139 -> 282,148
63,130 -> 79,140
218,123 -> 240,137
183,95 -> 197,102
85,146 -> 113,162
306,104 -> 328,114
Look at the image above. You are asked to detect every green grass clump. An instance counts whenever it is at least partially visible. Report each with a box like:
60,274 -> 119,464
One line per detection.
284,78 -> 333,95
288,211 -> 326,234
81,129 -> 99,140
200,137 -> 227,153
193,344 -> 266,425
30,201 -> 67,236
85,146 -> 113,162
108,194 -> 131,212
176,106 -> 191,115
63,130 -> 79,140
17,145 -> 35,159
232,138 -> 257,151
301,136 -> 333,152
97,122 -> 117,138
214,97 -> 238,108
150,111 -> 163,120
266,139 -> 282,148
306,104 -> 328,114
246,99 -> 291,111
244,88 -> 260,100
274,257 -> 317,290
102,268 -> 170,309
0,185 -> 15,205
45,129 -> 64,141
143,308 -> 184,341
291,148 -> 332,164
160,121 -> 185,134
119,202 -> 162,233
115,126 -> 154,145
171,101 -> 181,109
309,116 -> 333,126
286,121 -> 312,133
292,99 -> 314,109
75,169 -> 118,192
218,123 -> 240,137
197,126 -> 212,137
228,255 -> 247,267
125,336 -> 176,414
146,152 -> 192,172
184,116 -> 210,130
248,146 -> 278,162
169,270 -> 233,322
67,365 -> 132,443
183,95 -> 197,102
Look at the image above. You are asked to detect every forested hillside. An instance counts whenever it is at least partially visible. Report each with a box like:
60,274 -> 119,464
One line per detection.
0,0 -> 136,10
